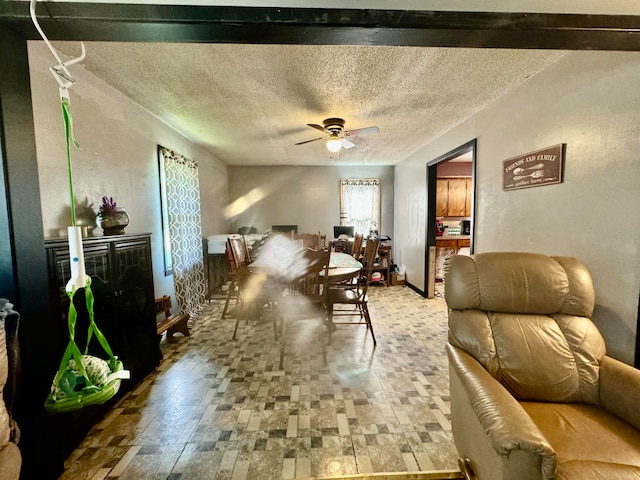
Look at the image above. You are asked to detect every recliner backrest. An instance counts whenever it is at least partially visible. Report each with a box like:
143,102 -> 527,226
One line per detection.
445,252 -> 605,404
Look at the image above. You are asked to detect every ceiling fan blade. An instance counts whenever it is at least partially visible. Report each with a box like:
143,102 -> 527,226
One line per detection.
307,123 -> 326,133
295,137 -> 323,145
341,138 -> 356,149
344,126 -> 380,136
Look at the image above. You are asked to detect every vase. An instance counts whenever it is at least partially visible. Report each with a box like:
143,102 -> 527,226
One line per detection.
96,208 -> 130,235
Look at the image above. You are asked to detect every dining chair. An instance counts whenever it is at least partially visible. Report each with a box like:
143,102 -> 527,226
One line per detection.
318,232 -> 327,249
293,232 -> 322,250
326,236 -> 379,345
351,233 -> 363,260
224,236 -> 270,339
332,236 -> 351,254
275,248 -> 331,370
221,239 -> 240,321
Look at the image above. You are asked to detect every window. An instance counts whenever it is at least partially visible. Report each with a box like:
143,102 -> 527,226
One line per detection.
339,179 -> 380,235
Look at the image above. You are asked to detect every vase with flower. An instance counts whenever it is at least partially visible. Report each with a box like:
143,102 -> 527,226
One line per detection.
96,196 -> 129,235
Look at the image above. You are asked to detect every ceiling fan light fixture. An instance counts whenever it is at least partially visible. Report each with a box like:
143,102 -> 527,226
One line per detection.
326,137 -> 342,153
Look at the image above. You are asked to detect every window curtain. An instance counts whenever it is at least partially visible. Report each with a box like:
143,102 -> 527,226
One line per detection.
340,179 -> 380,235
158,146 -> 206,316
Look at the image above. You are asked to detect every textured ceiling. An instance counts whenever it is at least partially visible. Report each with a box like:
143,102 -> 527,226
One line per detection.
53,42 -> 566,165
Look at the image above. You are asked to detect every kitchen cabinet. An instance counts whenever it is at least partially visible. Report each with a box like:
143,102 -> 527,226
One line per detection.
436,177 -> 472,217
45,233 -> 160,459
436,237 -> 470,250
436,180 -> 449,217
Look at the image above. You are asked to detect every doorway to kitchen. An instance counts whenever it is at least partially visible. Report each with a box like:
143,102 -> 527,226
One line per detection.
424,139 -> 477,298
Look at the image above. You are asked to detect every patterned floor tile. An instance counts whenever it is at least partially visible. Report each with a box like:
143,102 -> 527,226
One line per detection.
60,284 -> 458,480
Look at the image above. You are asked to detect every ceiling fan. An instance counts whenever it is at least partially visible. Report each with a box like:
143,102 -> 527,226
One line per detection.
294,118 -> 380,153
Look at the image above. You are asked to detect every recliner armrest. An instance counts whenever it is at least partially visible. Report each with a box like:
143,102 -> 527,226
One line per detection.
600,355 -> 640,430
447,344 -> 556,479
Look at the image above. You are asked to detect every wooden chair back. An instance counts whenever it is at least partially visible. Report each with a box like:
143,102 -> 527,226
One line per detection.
284,249 -> 331,300
351,233 -> 363,260
318,232 -> 327,248
228,236 -> 250,270
277,248 -> 330,369
361,237 -> 378,269
359,236 -> 380,294
293,232 -> 323,250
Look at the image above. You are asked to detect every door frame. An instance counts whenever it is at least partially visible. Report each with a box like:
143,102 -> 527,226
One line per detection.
424,139 -> 477,298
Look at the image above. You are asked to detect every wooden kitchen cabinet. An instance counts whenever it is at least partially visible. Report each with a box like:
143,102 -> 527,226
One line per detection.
447,178 -> 467,216
436,179 -> 449,217
436,177 -> 472,217
435,239 -> 458,249
436,238 -> 470,249
464,178 -> 472,217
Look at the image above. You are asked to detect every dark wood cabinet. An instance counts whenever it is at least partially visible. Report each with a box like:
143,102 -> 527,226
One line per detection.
45,233 -> 160,458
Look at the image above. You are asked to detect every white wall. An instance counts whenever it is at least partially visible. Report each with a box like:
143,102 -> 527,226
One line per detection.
28,42 -> 229,301
228,165 -> 394,238
395,50 -> 640,364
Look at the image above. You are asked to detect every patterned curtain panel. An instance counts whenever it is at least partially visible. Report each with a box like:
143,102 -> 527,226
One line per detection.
158,146 -> 206,316
340,179 -> 381,234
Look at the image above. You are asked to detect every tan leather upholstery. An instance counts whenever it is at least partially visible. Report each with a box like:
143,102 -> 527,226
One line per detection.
445,252 -> 640,480
0,312 -> 21,480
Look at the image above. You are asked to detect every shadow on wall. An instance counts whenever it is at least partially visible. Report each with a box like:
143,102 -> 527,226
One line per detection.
53,196 -> 99,237
593,303 -> 636,366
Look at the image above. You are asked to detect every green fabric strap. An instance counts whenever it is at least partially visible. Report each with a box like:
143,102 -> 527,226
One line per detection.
61,96 -> 79,227
52,281 -> 119,390
51,95 -> 120,390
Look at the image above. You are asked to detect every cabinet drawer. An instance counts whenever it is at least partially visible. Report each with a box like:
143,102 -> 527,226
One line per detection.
457,239 -> 470,247
436,239 -> 458,248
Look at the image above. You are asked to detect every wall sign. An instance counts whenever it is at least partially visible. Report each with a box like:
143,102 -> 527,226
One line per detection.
502,144 -> 565,191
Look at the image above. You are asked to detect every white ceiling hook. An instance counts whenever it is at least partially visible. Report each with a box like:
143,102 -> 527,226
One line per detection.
29,0 -> 86,93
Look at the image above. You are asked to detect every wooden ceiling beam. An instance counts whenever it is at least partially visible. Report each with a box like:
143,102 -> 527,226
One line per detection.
1,3 -> 639,50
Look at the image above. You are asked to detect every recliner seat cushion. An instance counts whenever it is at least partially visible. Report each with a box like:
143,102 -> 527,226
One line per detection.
521,402 -> 640,479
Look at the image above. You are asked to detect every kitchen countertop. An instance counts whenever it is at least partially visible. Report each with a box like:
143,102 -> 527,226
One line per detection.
437,235 -> 471,240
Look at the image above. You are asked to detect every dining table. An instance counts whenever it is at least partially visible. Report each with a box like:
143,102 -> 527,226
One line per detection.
324,251 -> 362,283
243,236 -> 363,325
248,250 -> 362,284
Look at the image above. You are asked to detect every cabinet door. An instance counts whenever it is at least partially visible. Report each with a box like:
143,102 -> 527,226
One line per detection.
447,179 -> 468,217
436,179 -> 449,217
464,178 -> 472,216
111,237 -> 160,382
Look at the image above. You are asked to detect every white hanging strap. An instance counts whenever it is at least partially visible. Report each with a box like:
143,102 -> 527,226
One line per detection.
29,0 -> 86,95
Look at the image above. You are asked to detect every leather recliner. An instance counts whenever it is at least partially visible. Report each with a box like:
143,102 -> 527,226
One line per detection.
445,252 -> 640,480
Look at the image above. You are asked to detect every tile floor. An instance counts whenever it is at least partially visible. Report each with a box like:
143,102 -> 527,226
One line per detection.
60,284 -> 458,480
